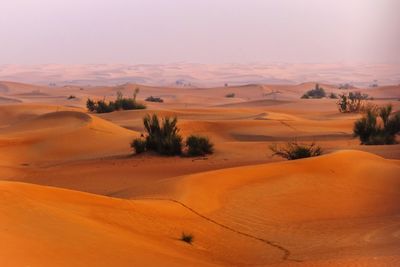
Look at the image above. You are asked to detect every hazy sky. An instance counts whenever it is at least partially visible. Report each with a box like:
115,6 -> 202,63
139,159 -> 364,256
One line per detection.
0,0 -> 399,64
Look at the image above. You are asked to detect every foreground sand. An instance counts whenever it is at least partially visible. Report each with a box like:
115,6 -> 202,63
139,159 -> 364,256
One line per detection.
0,81 -> 399,266
1,151 -> 399,266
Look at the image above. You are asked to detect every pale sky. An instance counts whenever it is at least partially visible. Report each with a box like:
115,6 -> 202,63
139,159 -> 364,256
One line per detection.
0,0 -> 399,64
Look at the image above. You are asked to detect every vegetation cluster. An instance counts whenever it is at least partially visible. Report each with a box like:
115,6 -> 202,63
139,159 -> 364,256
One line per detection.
301,84 -> 326,99
86,89 -> 146,113
145,96 -> 164,103
337,92 -> 370,113
354,104 -> 400,145
270,141 -> 322,160
131,114 -> 214,157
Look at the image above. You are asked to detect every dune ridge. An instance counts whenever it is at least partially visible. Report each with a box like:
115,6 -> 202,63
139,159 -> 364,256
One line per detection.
1,150 -> 399,266
0,109 -> 138,166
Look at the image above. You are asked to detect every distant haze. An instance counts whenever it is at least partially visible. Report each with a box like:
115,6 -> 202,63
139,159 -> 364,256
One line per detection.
0,0 -> 399,64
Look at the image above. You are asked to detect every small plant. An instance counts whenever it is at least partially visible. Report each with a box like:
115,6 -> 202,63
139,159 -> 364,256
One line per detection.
338,83 -> 354,90
142,114 -> 183,156
225,93 -> 235,98
86,90 -> 146,113
131,138 -> 147,154
354,104 -> 400,145
301,83 -> 326,99
180,233 -> 193,244
270,141 -> 322,160
131,115 -> 215,157
338,92 -> 370,113
86,98 -> 96,112
329,93 -> 338,99
67,95 -> 76,100
145,96 -> 164,103
185,135 -> 214,156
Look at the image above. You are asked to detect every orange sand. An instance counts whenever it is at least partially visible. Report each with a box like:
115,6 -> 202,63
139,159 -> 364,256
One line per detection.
0,81 -> 399,266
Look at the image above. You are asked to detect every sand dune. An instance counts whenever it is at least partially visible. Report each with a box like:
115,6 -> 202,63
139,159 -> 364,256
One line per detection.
0,108 -> 138,166
1,150 -> 399,266
1,63 -> 399,87
0,80 -> 399,266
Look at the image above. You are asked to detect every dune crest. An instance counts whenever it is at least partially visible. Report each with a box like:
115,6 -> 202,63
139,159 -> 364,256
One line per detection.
1,150 -> 399,266
0,109 -> 139,166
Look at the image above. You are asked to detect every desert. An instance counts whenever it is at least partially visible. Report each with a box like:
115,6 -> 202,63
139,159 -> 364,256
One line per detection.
1,0 -> 400,266
0,78 -> 399,266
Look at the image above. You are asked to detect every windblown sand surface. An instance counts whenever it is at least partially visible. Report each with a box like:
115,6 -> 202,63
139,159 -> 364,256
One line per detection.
0,80 -> 399,266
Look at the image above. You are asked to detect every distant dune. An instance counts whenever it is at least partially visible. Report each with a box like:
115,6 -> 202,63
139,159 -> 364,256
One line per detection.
1,63 -> 399,87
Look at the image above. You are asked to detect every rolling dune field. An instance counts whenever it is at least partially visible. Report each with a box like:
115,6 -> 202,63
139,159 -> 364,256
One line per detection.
0,80 -> 399,266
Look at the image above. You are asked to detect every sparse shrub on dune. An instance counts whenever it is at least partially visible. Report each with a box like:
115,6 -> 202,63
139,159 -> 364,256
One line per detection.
185,135 -> 214,156
329,93 -> 338,99
354,104 -> 400,145
131,114 -> 215,157
337,91 -> 370,113
86,89 -> 146,113
269,141 -> 322,160
130,138 -> 147,154
180,233 -> 193,244
301,83 -> 326,99
95,99 -> 116,113
142,114 -> 183,156
86,98 -> 96,112
225,93 -> 235,98
145,96 -> 164,103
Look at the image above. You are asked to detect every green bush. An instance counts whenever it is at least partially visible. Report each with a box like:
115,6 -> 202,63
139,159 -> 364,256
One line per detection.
145,96 -> 164,103
143,114 -> 182,156
131,138 -> 147,154
95,99 -> 115,113
354,104 -> 400,145
270,141 -> 322,160
185,135 -> 214,156
301,84 -> 326,99
329,93 -> 338,99
86,90 -> 146,113
131,115 -> 215,157
86,98 -> 96,111
337,92 -> 370,113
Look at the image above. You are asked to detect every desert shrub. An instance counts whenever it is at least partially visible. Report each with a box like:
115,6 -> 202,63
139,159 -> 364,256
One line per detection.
329,93 -> 338,99
185,135 -> 214,156
181,233 -> 193,244
270,141 -> 322,160
142,114 -> 182,156
338,83 -> 354,90
67,95 -> 76,100
301,84 -> 326,99
86,98 -> 96,112
338,92 -> 370,113
301,94 -> 310,99
354,104 -> 400,145
131,138 -> 147,154
115,98 -> 146,110
86,90 -> 146,113
225,93 -> 235,98
145,96 -> 164,103
95,99 -> 115,113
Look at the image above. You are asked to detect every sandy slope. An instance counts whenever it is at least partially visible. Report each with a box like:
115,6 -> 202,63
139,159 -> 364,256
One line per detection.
1,151 -> 399,266
0,81 -> 400,266
0,106 -> 138,166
